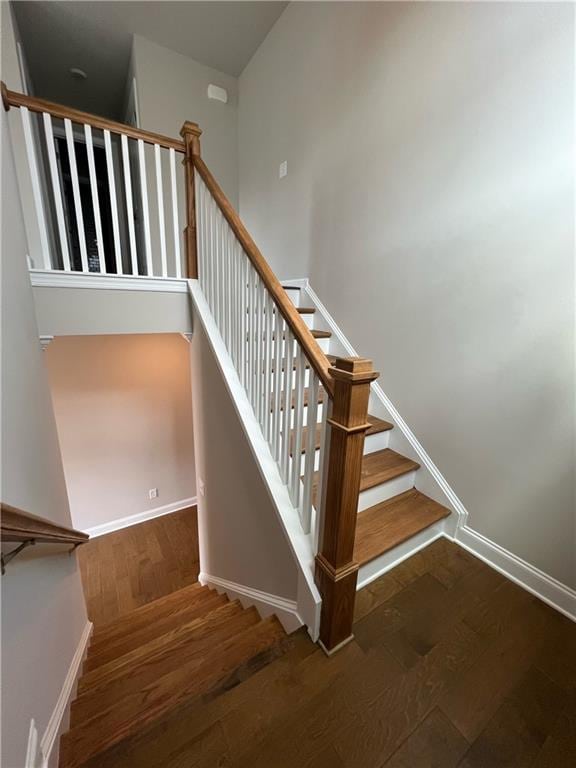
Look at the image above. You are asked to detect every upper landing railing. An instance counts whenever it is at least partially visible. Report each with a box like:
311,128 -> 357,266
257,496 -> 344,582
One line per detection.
2,83 -> 188,280
4,85 -> 379,653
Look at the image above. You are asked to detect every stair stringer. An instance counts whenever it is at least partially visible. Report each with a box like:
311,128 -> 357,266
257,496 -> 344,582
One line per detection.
286,279 -> 468,585
189,280 -> 322,641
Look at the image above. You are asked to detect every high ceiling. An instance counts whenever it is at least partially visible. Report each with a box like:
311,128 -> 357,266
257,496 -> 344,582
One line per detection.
12,1 -> 287,118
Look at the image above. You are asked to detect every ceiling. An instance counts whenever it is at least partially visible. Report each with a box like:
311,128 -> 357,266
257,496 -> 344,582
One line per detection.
12,1 -> 287,118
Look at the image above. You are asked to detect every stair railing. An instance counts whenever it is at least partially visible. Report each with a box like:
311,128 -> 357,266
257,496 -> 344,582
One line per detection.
0,502 -> 88,573
183,124 -> 379,653
2,83 -> 186,279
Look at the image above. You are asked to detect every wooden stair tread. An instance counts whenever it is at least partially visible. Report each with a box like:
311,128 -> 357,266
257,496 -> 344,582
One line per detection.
71,606 -> 261,725
353,489 -> 451,565
359,449 -> 419,490
274,385 -> 326,412
90,582 -> 210,644
291,415 -> 392,455
311,449 -> 419,502
77,600 -> 246,696
84,593 -> 228,672
60,617 -> 287,768
296,306 -> 316,314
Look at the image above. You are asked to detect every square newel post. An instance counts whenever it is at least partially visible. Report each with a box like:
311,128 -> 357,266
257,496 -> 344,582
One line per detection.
180,120 -> 202,279
315,357 -> 379,654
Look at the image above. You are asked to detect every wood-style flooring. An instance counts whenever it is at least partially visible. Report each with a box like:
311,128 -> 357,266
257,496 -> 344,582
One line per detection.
77,507 -> 199,626
77,537 -> 576,767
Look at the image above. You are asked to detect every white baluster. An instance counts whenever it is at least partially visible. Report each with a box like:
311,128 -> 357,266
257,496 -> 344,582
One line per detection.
154,144 -> 168,277
289,348 -> 306,508
84,124 -> 105,273
42,112 -> 70,270
272,313 -> 284,461
169,148 -> 181,278
263,292 -> 273,443
64,118 -> 88,272
103,130 -> 122,274
20,107 -> 51,269
121,134 -> 138,275
137,139 -> 152,276
240,249 -> 247,385
301,370 -> 319,533
312,397 -> 329,552
280,327 -> 294,483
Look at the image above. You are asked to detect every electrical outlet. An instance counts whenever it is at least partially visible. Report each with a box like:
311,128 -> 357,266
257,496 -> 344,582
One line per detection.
279,160 -> 288,179
149,488 -> 158,500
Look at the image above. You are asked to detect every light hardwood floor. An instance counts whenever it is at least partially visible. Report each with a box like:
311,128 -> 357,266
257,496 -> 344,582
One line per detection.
77,507 -> 199,626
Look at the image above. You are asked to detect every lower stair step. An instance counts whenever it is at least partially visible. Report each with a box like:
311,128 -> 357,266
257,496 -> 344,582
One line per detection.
89,582 -> 212,646
60,616 -> 287,768
84,593 -> 228,672
353,489 -> 451,566
311,448 -> 419,506
71,604 -> 260,725
77,600 -> 246,696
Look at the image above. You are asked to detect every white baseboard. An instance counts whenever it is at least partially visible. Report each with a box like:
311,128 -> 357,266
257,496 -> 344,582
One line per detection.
454,526 -> 576,622
199,571 -> 304,634
39,621 -> 92,768
84,497 -> 197,538
357,525 -> 446,590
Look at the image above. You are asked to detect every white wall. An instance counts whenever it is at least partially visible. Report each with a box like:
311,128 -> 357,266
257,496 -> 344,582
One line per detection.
190,319 -> 298,601
45,334 -> 196,533
1,108 -> 88,767
239,2 -> 576,588
131,34 -> 238,206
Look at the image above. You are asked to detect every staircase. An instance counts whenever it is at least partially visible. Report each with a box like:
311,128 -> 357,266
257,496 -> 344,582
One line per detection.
60,584 -> 288,768
283,287 -> 451,579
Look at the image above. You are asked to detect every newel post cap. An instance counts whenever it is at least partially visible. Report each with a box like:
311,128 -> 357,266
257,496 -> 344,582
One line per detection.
180,120 -> 202,139
329,356 -> 379,384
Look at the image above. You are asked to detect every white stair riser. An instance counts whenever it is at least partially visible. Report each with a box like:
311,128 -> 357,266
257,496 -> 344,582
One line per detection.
296,428 -> 391,474
283,288 -> 301,307
357,470 -> 416,512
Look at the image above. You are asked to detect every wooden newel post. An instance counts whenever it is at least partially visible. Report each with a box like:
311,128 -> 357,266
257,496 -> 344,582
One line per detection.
179,120 -> 202,279
315,357 -> 379,654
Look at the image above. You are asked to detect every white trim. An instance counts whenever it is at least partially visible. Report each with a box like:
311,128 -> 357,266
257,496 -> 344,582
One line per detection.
25,720 -> 38,768
189,280 -> 322,637
454,526 -> 576,622
39,621 -> 92,768
302,281 -> 469,526
358,526 -> 446,590
29,270 -> 188,293
199,571 -> 303,634
39,335 -> 54,352
84,497 -> 197,538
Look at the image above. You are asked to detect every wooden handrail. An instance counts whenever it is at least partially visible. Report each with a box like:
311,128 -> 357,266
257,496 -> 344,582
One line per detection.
1,502 -> 88,545
1,82 -> 185,153
192,155 -> 335,397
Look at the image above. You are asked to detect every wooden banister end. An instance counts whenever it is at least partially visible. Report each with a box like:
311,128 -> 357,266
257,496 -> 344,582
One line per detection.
1,81 -> 11,112
180,121 -> 202,158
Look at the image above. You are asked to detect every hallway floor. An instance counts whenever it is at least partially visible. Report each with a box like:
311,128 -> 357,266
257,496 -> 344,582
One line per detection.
78,537 -> 576,767
77,507 -> 199,626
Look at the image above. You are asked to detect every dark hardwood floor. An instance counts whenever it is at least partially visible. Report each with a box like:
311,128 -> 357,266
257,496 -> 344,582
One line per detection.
77,507 -> 199,626
80,536 -> 576,767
